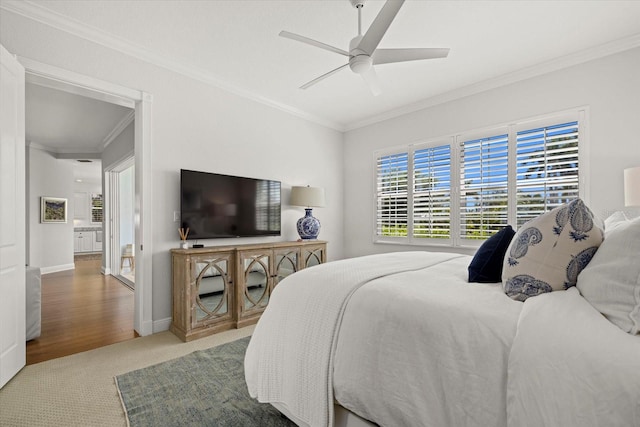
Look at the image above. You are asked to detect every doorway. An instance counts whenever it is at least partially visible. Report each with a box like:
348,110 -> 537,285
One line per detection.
107,157 -> 136,289
20,56 -> 153,337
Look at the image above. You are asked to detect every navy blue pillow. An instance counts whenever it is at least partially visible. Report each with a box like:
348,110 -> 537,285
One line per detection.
468,225 -> 516,283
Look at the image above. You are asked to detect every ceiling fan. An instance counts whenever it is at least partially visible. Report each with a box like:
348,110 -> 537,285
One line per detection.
279,0 -> 450,96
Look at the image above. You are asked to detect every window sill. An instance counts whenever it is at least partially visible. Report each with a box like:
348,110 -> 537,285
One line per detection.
373,238 -> 481,253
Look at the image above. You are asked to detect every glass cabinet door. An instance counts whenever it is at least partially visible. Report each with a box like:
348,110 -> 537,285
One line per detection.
274,249 -> 298,287
302,246 -> 325,268
241,253 -> 270,312
192,256 -> 231,324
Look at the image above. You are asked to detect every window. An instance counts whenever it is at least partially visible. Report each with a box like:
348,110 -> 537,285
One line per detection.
460,133 -> 509,239
91,193 -> 103,224
413,145 -> 451,239
376,152 -> 409,237
374,111 -> 584,246
515,121 -> 579,227
375,146 -> 453,239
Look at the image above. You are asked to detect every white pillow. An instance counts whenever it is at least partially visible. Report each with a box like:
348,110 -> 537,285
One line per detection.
577,213 -> 640,335
604,210 -> 631,232
502,199 -> 604,301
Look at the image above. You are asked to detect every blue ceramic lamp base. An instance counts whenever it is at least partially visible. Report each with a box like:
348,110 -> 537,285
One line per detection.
297,208 -> 321,240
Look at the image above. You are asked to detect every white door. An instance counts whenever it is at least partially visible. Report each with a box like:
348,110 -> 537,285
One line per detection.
0,44 -> 26,388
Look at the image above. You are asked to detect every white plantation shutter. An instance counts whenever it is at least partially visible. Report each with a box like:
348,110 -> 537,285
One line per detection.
413,145 -> 451,239
460,133 -> 509,239
515,121 -> 579,227
373,111 -> 583,246
376,152 -> 409,237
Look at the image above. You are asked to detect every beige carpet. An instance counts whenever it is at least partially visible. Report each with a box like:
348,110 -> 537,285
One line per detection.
0,326 -> 254,427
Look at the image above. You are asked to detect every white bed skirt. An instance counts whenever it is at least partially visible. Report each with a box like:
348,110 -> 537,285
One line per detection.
273,402 -> 376,427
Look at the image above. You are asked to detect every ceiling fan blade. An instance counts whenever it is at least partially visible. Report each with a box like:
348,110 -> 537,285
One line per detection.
357,0 -> 405,55
360,66 -> 382,96
373,48 -> 450,65
279,31 -> 349,57
300,64 -> 349,89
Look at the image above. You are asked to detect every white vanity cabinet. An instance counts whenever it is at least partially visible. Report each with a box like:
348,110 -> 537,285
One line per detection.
92,233 -> 102,252
74,230 -> 95,253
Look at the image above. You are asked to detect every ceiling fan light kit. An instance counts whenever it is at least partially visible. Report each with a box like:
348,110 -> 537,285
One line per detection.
280,0 -> 450,96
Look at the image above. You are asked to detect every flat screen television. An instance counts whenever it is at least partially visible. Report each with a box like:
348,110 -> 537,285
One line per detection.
180,169 -> 281,239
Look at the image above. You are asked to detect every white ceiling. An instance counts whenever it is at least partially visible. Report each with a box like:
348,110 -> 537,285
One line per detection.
26,83 -> 132,153
60,159 -> 103,185
14,0 -> 640,135
25,82 -> 130,184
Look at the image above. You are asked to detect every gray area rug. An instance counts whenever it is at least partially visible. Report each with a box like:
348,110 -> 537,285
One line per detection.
115,336 -> 295,427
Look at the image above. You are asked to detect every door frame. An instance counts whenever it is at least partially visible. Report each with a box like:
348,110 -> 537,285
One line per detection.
105,155 -> 135,286
19,56 -> 154,336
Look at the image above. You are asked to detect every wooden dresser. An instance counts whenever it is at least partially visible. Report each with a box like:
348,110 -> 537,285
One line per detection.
170,240 -> 327,342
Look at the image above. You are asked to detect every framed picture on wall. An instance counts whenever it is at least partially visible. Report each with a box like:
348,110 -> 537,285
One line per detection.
41,196 -> 68,223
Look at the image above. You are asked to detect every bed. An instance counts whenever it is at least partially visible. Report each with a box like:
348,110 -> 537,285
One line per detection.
244,209 -> 640,427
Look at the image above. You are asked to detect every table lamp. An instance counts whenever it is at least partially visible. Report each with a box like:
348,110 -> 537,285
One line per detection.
290,186 -> 325,240
624,166 -> 640,207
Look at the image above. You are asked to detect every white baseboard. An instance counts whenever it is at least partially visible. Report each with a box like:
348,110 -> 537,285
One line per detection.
153,317 -> 172,333
101,266 -> 111,275
40,263 -> 75,275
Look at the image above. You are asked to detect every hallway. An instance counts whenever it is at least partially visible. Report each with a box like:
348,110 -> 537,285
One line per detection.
26,258 -> 136,365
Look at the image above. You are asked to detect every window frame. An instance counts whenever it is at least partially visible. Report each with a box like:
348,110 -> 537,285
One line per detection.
90,193 -> 103,224
457,126 -> 510,246
374,150 -> 410,240
374,137 -> 455,247
373,109 -> 588,248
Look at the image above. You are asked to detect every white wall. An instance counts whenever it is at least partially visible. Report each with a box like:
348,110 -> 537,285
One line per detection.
1,11 -> 345,328
27,147 -> 75,273
73,180 -> 102,228
343,47 -> 640,258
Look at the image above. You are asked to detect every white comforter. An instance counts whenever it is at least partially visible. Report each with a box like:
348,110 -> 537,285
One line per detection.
333,255 -> 522,427
245,252 -> 466,426
507,287 -> 640,427
245,251 -> 640,427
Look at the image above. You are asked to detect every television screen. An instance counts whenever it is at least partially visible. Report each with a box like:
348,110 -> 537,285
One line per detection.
180,169 -> 281,239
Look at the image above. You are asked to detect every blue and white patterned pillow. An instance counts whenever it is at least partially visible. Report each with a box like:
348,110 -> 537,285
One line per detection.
502,199 -> 604,301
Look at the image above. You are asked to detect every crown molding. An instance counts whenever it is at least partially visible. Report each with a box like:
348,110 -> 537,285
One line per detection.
1,0 -> 344,131
27,141 -> 101,158
4,1 -> 638,133
27,141 -> 54,153
345,33 -> 640,131
25,65 -> 137,109
103,110 -> 135,149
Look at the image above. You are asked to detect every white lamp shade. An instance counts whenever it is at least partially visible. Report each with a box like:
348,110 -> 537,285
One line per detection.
290,186 -> 325,208
624,167 -> 640,207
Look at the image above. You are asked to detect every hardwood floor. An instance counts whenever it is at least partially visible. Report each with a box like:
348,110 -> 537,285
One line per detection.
26,258 -> 137,365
